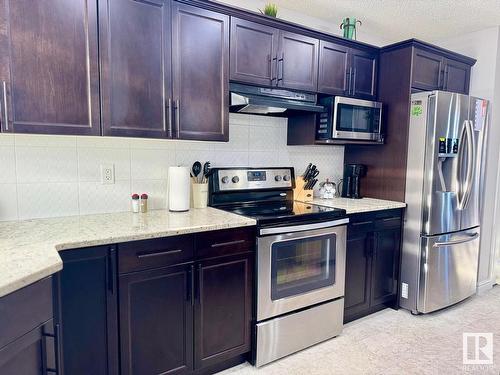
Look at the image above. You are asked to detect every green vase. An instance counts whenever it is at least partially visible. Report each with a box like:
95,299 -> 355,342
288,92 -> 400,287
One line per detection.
341,18 -> 360,40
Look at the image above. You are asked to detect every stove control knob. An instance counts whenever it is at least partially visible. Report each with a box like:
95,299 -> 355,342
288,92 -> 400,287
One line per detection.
221,176 -> 229,184
283,175 -> 291,181
232,176 -> 240,183
274,175 -> 282,182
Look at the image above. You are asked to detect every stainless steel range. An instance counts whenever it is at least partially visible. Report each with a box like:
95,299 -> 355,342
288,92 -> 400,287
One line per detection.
209,167 -> 348,367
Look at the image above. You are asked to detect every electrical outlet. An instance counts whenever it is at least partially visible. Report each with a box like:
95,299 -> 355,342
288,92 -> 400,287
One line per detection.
100,164 -> 115,184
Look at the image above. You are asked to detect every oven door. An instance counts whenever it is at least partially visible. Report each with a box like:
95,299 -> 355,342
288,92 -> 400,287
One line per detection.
332,97 -> 382,142
257,220 -> 347,321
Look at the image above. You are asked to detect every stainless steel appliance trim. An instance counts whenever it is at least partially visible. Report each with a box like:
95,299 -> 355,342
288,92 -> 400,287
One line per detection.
2,81 -> 8,131
334,95 -> 382,109
257,224 -> 346,321
432,232 -> 479,247
217,168 -> 293,191
331,130 -> 382,141
259,218 -> 349,236
255,298 -> 344,367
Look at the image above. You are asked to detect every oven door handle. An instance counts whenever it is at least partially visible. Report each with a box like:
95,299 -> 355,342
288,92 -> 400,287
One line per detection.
259,218 -> 349,236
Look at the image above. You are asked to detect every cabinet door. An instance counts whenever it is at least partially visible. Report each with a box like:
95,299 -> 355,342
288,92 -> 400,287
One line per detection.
370,228 -> 401,306
230,18 -> 278,86
411,48 -> 444,91
443,59 -> 471,94
120,264 -> 193,375
344,230 -> 372,323
0,0 -> 100,135
277,31 -> 319,92
0,321 -> 56,375
194,253 -> 253,370
317,40 -> 349,95
99,0 -> 172,138
172,3 -> 229,141
350,49 -> 377,99
58,246 -> 119,375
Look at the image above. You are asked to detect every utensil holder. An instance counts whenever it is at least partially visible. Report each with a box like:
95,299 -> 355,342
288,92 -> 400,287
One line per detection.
192,183 -> 208,209
293,177 -> 314,201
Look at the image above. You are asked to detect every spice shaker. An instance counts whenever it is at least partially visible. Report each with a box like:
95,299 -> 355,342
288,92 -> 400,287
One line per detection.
140,193 -> 148,213
131,193 -> 140,213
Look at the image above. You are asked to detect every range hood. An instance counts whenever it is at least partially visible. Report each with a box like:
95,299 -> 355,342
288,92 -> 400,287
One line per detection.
230,83 -> 324,115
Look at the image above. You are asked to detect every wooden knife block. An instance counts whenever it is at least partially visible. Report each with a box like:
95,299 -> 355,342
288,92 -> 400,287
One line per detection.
293,177 -> 314,202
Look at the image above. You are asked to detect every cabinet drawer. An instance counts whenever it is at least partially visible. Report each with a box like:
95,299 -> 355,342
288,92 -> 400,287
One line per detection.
195,227 -> 256,259
119,235 -> 194,274
374,217 -> 402,231
0,277 -> 53,349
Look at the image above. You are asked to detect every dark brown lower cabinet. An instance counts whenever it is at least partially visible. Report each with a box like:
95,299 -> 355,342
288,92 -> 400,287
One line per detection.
0,320 -> 56,375
195,253 -> 253,371
119,264 -> 194,375
56,246 -> 119,375
344,209 -> 403,323
0,277 -> 57,375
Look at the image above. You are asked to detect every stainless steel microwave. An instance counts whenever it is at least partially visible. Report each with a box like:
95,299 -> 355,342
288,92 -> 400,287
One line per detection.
316,96 -> 383,143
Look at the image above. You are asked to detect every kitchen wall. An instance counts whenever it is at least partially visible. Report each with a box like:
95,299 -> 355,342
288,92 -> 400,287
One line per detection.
434,26 -> 500,290
0,113 -> 344,221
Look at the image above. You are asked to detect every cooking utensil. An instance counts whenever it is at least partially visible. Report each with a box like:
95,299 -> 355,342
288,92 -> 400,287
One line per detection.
202,161 -> 211,183
305,165 -> 317,181
192,161 -> 202,183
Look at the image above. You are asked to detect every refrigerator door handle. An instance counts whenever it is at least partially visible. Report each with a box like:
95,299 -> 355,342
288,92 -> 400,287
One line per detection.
432,232 -> 479,248
456,121 -> 468,208
462,120 -> 476,209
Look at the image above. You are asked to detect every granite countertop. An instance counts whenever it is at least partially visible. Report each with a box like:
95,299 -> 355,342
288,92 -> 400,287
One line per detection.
304,197 -> 406,214
0,208 -> 256,298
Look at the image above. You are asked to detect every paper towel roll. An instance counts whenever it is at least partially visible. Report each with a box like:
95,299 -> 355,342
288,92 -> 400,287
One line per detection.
168,166 -> 190,212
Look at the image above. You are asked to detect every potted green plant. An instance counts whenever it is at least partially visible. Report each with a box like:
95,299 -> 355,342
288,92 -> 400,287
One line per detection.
260,3 -> 278,18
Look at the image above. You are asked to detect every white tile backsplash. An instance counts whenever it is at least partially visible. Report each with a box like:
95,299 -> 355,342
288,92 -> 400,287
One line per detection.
0,114 -> 344,221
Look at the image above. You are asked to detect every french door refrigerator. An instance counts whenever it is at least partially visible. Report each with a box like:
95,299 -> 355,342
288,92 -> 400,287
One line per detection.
401,91 -> 489,314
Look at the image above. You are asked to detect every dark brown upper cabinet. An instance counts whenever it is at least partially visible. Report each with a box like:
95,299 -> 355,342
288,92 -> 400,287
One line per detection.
442,58 -> 471,94
229,19 -> 319,92
230,17 -> 279,86
172,3 -> 229,141
411,48 -> 444,91
351,50 -> 378,99
99,0 -> 172,139
411,47 -> 471,94
0,0 -> 100,135
318,41 -> 377,99
318,41 -> 350,95
278,31 -> 319,92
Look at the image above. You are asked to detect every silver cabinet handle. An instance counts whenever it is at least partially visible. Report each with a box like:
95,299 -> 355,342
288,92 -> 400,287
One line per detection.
433,232 -> 479,248
2,81 -> 8,131
351,68 -> 357,95
211,239 -> 246,248
167,98 -> 172,137
277,52 -> 284,83
136,249 -> 182,258
174,99 -> 180,138
347,67 -> 353,96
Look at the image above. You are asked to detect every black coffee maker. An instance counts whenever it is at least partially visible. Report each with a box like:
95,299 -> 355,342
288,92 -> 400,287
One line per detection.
341,164 -> 366,199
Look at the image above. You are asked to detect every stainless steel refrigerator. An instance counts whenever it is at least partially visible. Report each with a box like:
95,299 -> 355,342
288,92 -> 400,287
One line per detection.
401,91 -> 489,314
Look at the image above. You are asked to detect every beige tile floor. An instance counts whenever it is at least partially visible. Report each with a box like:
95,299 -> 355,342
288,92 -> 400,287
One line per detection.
219,286 -> 500,375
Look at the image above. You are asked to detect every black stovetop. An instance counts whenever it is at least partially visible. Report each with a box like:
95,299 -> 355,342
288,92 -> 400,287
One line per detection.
217,200 -> 346,227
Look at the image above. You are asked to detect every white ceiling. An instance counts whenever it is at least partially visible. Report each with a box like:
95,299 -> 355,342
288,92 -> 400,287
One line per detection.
219,0 -> 500,45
